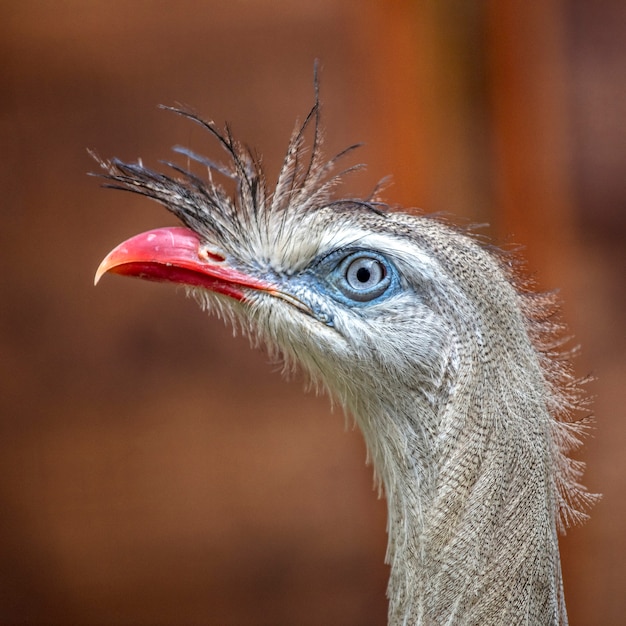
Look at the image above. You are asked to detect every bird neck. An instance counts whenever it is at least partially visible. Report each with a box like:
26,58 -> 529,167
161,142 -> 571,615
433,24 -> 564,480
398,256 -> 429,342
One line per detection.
354,368 -> 568,625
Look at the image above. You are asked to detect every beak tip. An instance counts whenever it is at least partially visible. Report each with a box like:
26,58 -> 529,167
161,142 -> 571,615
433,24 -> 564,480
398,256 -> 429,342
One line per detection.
94,256 -> 113,286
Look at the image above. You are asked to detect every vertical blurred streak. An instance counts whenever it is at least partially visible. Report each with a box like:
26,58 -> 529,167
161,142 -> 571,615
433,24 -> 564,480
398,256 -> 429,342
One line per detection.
355,1 -> 492,223
352,0 -> 429,209
486,0 -> 577,288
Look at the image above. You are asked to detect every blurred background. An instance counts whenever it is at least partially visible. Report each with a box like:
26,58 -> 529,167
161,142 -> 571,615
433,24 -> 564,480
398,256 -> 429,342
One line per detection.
1,1 -> 624,624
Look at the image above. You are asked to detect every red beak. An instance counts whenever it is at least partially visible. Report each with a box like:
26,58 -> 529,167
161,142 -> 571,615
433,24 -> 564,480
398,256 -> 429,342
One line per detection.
95,227 -> 271,302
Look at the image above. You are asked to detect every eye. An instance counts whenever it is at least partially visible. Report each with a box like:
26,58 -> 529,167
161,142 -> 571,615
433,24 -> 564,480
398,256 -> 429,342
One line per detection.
331,251 -> 393,302
346,257 -> 385,290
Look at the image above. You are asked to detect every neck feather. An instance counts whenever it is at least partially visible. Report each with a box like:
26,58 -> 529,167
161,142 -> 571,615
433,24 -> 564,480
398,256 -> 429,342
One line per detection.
353,360 -> 568,626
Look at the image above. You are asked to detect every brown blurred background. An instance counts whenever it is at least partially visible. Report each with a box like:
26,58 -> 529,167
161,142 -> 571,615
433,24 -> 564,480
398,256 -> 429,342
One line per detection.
1,1 -> 624,624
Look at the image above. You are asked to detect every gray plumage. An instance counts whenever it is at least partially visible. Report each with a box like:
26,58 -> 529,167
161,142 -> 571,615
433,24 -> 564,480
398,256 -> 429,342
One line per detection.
95,93 -> 596,625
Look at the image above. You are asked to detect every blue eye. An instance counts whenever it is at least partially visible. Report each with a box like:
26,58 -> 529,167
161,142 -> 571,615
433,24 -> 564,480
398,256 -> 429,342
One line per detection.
331,251 -> 393,302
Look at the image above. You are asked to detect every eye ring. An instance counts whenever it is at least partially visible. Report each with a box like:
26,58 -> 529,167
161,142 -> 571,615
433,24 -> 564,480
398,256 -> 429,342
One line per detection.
332,251 -> 393,303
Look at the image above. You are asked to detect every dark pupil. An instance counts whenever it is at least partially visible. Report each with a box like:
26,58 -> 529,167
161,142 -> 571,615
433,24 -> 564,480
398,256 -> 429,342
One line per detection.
356,267 -> 371,283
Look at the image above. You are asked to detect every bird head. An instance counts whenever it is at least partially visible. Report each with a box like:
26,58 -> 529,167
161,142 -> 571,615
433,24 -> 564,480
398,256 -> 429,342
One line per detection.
94,105 -> 457,408
95,100 -> 591,531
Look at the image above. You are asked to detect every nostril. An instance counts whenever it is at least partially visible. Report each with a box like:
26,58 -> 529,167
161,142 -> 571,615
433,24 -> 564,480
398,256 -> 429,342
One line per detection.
199,247 -> 226,262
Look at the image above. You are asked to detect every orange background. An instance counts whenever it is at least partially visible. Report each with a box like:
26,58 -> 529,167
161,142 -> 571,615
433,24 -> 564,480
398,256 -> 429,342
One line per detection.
2,1 -> 624,624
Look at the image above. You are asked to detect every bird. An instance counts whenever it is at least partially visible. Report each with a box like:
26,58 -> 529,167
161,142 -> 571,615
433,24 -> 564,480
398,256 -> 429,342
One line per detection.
94,86 -> 596,625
